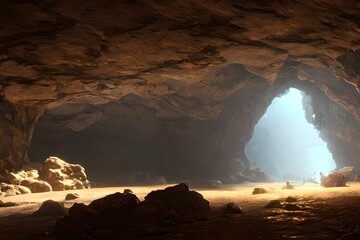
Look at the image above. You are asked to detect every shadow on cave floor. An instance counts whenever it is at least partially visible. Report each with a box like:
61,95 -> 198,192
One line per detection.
1,183 -> 360,239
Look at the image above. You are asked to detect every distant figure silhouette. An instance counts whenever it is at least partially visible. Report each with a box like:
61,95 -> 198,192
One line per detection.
282,181 -> 294,189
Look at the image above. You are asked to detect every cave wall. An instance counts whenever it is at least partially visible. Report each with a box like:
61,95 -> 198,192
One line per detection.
0,0 -> 360,182
0,99 -> 42,176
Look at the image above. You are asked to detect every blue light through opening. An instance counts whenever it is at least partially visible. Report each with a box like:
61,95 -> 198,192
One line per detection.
245,88 -> 336,182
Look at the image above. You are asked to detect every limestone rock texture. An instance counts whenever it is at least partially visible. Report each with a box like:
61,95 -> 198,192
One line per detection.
0,0 -> 359,182
38,156 -> 91,191
10,169 -> 52,193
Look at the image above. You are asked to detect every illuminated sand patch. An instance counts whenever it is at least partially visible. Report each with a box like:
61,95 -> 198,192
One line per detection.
1,182 -> 360,240
1,182 -> 360,217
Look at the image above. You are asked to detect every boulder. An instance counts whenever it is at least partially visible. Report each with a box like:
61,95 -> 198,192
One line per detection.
38,156 -> 91,191
132,201 -> 168,224
68,203 -> 102,226
285,196 -> 297,203
10,169 -> 39,182
20,179 -> 52,193
0,182 -> 28,196
283,204 -> 302,211
88,191 -> 139,225
144,183 -> 210,216
54,203 -> 103,240
65,193 -> 79,200
32,200 -> 66,217
9,169 -> 52,193
265,200 -> 282,209
0,200 -> 17,207
252,188 -> 267,195
223,202 -> 243,215
320,172 -> 346,187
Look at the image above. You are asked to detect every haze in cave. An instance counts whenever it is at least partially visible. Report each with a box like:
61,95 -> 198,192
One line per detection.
0,0 -> 360,239
246,88 -> 336,182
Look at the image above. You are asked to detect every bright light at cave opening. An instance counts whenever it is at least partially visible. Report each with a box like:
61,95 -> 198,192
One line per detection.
245,88 -> 336,182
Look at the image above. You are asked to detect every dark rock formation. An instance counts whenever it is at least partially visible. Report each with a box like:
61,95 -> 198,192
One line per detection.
0,200 -> 17,208
285,196 -> 297,203
252,188 -> 267,195
144,183 -> 210,215
88,191 -> 139,225
283,204 -> 302,211
265,200 -> 282,209
0,0 -> 359,182
65,193 -> 79,200
320,172 -> 347,188
54,203 -> 103,240
32,200 -> 66,217
54,184 -> 210,239
223,202 -> 243,215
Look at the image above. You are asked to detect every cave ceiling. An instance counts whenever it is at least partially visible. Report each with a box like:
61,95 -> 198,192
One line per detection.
0,0 -> 359,116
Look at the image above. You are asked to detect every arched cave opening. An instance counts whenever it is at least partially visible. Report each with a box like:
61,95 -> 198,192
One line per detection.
245,87 -> 337,182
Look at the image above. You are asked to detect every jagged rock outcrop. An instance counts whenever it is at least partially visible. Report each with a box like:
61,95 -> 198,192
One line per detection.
0,0 -> 359,181
2,156 -> 90,193
0,182 -> 31,196
38,156 -> 91,191
10,169 -> 52,193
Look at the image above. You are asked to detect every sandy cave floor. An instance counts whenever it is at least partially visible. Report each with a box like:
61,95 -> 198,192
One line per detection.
1,182 -> 360,239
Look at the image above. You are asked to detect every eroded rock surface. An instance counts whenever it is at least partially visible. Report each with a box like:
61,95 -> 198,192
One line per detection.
0,0 -> 359,181
0,182 -> 30,196
1,156 -> 90,194
320,172 -> 347,188
38,156 -> 90,191
10,169 -> 52,193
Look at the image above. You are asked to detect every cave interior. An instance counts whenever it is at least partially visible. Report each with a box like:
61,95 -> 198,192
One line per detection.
0,0 -> 360,239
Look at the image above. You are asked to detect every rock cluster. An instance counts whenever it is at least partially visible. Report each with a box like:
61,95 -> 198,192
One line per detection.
54,183 -> 210,239
10,169 -> 52,193
0,156 -> 90,196
0,182 -> 31,196
38,157 -> 90,191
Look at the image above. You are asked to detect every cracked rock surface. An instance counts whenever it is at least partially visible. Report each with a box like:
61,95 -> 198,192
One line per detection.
0,0 -> 359,181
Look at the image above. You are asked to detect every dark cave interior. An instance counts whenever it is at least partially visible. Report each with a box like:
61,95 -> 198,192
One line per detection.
0,0 -> 360,239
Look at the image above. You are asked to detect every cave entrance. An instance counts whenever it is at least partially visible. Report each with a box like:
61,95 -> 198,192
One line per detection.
245,87 -> 336,182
